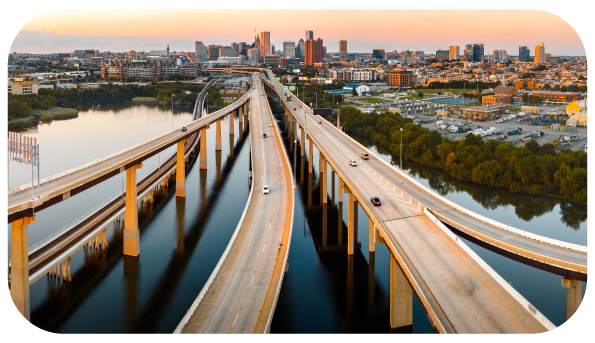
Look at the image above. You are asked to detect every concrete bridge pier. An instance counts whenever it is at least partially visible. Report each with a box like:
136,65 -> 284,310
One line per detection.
308,136 -> 313,174
319,155 -> 327,204
390,255 -> 413,328
369,220 -> 376,253
200,128 -> 208,170
562,277 -> 583,320
216,119 -> 222,151
229,111 -> 235,135
338,180 -> 343,203
346,186 -> 357,255
300,126 -> 305,156
176,139 -> 188,198
124,163 -> 143,257
331,171 -> 336,204
10,215 -> 36,320
239,106 -> 244,125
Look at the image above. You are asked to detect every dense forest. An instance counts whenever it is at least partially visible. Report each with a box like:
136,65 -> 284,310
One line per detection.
335,107 -> 587,206
8,82 -> 205,121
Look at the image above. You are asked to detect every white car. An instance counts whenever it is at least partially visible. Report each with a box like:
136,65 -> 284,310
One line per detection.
263,185 -> 270,194
268,122 -> 272,127
349,160 -> 358,166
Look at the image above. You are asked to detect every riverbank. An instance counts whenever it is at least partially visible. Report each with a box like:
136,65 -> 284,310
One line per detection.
132,96 -> 158,103
9,107 -> 78,129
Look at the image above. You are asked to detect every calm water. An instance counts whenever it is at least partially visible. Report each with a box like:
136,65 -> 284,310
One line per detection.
11,103 -> 586,333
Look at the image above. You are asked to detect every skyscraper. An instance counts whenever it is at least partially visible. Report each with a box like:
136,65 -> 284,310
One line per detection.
195,41 -> 208,62
465,44 -> 473,61
534,43 -> 546,64
238,42 -> 247,56
231,42 -> 239,53
305,38 -> 323,66
518,46 -> 530,62
472,43 -> 484,62
339,40 -> 347,62
492,49 -> 508,63
449,46 -> 460,61
435,50 -> 449,62
260,31 -> 270,57
297,39 -> 305,61
372,49 -> 385,60
305,30 -> 313,41
283,42 -> 296,58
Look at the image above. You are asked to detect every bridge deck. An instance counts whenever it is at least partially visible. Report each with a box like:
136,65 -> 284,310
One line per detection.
176,74 -> 293,333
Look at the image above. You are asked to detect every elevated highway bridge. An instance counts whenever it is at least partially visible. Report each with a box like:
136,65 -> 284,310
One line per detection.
261,70 -> 585,333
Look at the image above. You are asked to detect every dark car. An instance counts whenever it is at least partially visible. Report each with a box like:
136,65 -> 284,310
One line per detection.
262,133 -> 267,138
370,196 -> 381,206
181,126 -> 187,132
294,108 -> 296,110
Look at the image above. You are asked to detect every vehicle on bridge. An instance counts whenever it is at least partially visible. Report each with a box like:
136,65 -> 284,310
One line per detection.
262,133 -> 267,138
182,126 -> 187,132
361,153 -> 369,160
263,185 -> 270,194
370,196 -> 381,206
349,160 -> 358,166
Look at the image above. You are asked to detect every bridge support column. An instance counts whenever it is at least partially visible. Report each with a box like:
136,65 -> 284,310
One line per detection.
331,171 -> 335,204
369,219 -> 375,253
239,106 -> 244,125
338,180 -> 343,203
347,187 -> 356,255
176,139 -> 189,197
320,155 -> 327,204
229,112 -> 234,135
301,126 -> 305,156
390,255 -> 413,328
562,277 -> 583,320
308,137 -> 313,174
216,119 -> 222,151
200,128 -> 208,170
124,163 -> 143,257
10,215 -> 36,320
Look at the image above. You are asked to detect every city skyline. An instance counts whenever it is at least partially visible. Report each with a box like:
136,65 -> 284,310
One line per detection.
10,9 -> 586,56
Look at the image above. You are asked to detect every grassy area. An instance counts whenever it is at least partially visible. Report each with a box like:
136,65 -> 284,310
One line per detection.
416,88 -> 469,94
357,97 -> 393,104
399,95 -> 419,100
35,107 -> 79,122
132,96 -> 159,103
8,116 -> 37,128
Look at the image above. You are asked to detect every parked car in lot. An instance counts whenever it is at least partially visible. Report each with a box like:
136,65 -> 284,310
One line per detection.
370,196 -> 381,206
361,153 -> 369,160
349,160 -> 358,166
263,185 -> 270,194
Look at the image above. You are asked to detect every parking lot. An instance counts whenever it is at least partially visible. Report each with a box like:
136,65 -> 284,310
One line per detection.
419,115 -> 587,152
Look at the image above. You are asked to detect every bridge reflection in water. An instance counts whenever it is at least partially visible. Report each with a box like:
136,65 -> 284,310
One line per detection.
270,108 -> 434,333
29,113 -> 252,333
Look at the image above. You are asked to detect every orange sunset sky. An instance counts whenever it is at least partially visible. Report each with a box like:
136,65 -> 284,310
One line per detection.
11,9 -> 586,56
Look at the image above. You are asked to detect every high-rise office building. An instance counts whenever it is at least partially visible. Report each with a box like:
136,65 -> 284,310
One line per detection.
465,44 -> 473,61
339,40 -> 347,62
472,43 -> 484,62
231,42 -> 239,53
449,46 -> 460,60
492,49 -> 508,63
195,41 -> 208,62
518,46 -> 530,62
435,50 -> 449,62
248,47 -> 260,65
305,30 -> 313,41
372,49 -> 385,60
207,45 -> 222,60
238,42 -> 247,56
534,43 -> 546,64
283,42 -> 296,58
260,31 -> 270,57
297,39 -> 305,61
305,38 -> 324,65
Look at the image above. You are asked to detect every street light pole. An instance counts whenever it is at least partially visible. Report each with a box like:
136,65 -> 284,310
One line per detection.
171,93 -> 174,131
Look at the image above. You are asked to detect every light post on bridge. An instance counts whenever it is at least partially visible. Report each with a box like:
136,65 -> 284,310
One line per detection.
171,94 -> 175,131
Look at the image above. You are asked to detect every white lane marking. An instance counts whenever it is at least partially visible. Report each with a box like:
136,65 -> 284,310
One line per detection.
262,243 -> 266,252
232,313 -> 239,327
269,223 -> 272,230
251,275 -> 255,285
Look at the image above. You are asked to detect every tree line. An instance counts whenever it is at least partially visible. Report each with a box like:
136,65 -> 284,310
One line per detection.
8,82 -> 205,120
336,107 -> 587,205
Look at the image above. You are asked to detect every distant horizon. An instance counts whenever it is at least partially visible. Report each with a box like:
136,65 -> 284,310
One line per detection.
11,10 -> 586,56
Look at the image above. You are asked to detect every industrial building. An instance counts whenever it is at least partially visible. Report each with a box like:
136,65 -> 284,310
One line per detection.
461,104 -> 510,121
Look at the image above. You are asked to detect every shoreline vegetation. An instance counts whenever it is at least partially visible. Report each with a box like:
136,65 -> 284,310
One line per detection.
8,81 -> 207,129
328,107 -> 587,206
